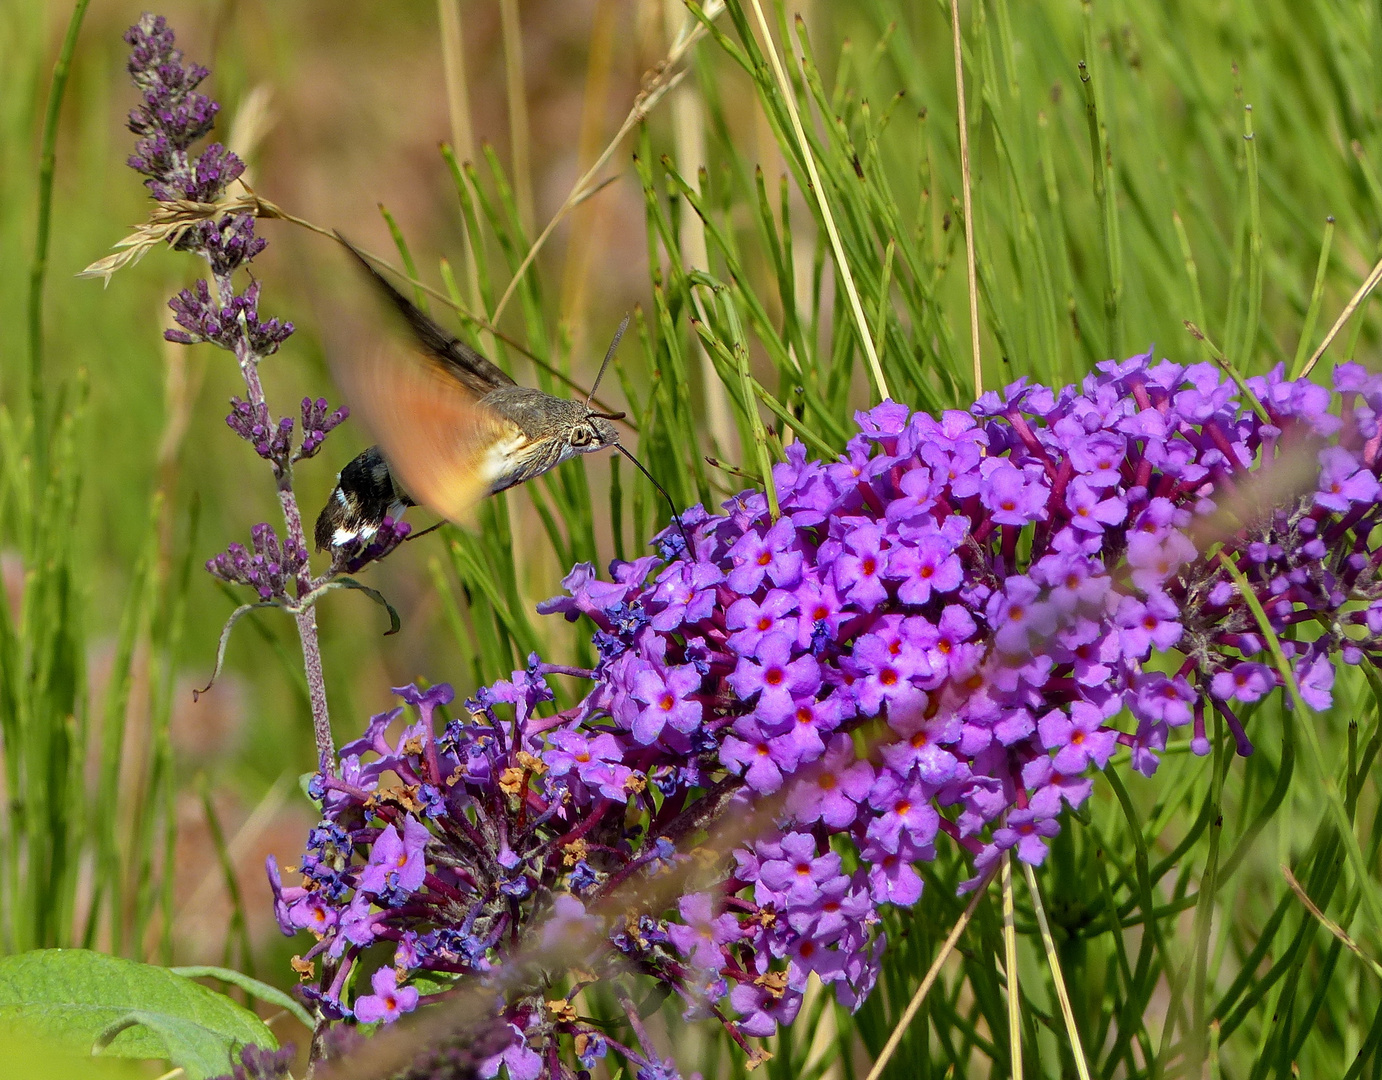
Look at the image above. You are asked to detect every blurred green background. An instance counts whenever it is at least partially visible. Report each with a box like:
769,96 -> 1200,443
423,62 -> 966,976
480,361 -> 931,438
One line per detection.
5,0 -> 1382,1075
2,0 -> 680,975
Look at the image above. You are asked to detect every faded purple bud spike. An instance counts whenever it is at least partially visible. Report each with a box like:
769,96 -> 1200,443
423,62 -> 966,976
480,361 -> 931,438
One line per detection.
119,16 -> 336,773
223,396 -> 297,475
182,142 -> 244,203
294,396 -> 350,461
124,22 -> 293,360
122,15 -> 234,201
194,214 -> 268,276
209,522 -> 308,602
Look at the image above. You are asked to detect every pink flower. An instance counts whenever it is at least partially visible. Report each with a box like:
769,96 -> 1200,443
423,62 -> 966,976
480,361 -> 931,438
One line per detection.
352,966 -> 418,1025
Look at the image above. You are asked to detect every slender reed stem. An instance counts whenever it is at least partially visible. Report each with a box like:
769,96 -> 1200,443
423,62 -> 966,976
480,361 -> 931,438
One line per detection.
28,0 -> 93,462
1003,851 -> 1023,1080
1291,216 -> 1335,379
862,868 -> 994,1080
498,0 -> 534,235
1023,862 -> 1093,1080
747,0 -> 891,401
437,0 -> 482,314
1302,250 -> 1382,376
1188,715 -> 1226,1071
437,0 -> 477,166
1172,210 -> 1211,362
951,0 -> 982,399
666,1 -> 737,461
1241,105 -> 1263,367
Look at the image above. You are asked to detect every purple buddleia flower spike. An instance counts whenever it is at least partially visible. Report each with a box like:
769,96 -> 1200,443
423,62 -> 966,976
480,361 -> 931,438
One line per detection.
273,351 -> 1382,1070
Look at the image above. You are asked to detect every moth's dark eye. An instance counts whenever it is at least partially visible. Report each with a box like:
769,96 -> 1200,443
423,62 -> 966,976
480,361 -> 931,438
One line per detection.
571,426 -> 593,447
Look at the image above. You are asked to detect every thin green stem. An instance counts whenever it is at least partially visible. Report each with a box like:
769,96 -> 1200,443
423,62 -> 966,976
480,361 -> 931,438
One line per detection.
27,0 -> 93,465
1220,554 -> 1382,947
1291,216 -> 1335,378
1241,105 -> 1263,367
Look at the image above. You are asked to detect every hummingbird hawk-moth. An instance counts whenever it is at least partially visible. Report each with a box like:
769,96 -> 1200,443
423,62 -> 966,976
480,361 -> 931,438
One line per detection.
316,237 -> 642,553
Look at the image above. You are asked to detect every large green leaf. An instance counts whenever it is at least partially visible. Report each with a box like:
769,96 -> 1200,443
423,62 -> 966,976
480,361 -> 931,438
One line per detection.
0,949 -> 277,1080
171,965 -> 315,1029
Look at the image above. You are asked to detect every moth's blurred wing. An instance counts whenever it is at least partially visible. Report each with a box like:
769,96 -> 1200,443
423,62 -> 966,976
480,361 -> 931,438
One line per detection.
335,232 -> 515,393
335,341 -> 519,525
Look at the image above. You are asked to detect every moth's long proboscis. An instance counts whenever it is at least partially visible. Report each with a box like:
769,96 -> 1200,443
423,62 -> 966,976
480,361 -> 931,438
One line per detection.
616,444 -> 692,552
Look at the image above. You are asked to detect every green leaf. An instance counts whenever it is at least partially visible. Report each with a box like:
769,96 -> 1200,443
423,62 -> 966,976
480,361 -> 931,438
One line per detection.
0,949 -> 276,1079
92,1010 -> 234,1078
299,770 -> 322,807
407,971 -> 460,996
171,966 -> 315,1030
320,577 -> 402,636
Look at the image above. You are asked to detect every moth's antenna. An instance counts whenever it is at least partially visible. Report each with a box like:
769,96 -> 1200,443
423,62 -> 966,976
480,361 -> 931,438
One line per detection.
615,444 -> 693,554
587,313 -> 630,409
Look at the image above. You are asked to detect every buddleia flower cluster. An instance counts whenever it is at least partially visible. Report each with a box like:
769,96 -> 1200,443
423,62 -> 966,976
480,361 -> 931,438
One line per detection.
272,352 -> 1382,1075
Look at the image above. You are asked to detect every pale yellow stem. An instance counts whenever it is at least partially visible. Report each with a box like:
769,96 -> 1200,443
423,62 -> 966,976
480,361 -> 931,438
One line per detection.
498,0 -> 534,234
557,0 -> 620,358
437,0 -> 482,312
1301,250 -> 1382,376
747,0 -> 891,402
952,0 -> 983,398
666,0 -> 738,460
1024,863 -> 1093,1080
437,0 -> 476,164
490,3 -> 726,324
862,871 -> 992,1080
1003,851 -> 1023,1080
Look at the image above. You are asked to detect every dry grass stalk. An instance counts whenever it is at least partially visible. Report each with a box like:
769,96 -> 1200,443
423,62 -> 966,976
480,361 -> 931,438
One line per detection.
489,1 -> 727,324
